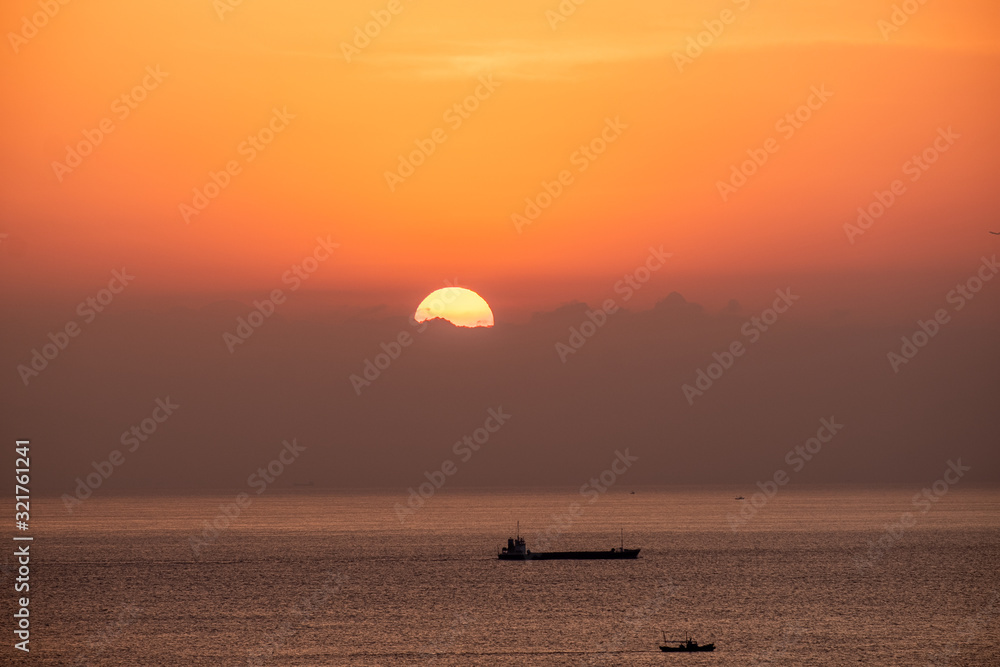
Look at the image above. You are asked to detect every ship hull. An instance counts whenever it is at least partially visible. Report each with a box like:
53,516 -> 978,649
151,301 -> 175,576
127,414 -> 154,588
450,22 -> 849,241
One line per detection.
497,549 -> 640,560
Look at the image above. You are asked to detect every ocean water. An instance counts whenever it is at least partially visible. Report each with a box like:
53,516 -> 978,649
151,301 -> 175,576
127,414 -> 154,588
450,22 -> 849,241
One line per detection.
13,487 -> 1000,666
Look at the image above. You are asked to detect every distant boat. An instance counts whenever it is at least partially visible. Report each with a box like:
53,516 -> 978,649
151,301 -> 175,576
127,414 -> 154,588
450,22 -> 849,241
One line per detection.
735,496 -> 745,500
497,525 -> 639,560
659,632 -> 715,653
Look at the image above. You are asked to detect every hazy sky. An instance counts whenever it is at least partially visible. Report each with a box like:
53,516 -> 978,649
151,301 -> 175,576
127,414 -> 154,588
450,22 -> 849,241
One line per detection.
1,1 -> 998,492
2,0 -> 999,310
4,294 -> 998,493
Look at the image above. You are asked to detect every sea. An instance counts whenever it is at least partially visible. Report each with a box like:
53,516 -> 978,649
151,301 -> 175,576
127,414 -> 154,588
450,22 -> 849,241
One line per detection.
14,486 -> 1000,666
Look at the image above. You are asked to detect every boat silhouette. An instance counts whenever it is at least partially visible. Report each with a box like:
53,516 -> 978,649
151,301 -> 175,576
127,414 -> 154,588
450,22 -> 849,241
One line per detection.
659,631 -> 715,652
497,525 -> 639,560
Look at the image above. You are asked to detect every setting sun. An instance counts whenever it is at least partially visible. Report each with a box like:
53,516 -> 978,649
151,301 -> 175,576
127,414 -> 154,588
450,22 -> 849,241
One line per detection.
414,287 -> 494,328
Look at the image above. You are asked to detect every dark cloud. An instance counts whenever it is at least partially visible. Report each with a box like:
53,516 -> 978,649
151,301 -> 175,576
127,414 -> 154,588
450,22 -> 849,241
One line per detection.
3,292 -> 997,495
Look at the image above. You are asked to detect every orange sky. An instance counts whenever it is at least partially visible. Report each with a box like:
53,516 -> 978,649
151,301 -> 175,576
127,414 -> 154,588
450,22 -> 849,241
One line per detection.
1,0 -> 998,318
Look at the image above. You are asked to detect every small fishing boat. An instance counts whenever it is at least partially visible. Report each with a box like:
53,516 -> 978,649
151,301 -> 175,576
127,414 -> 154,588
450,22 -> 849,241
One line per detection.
659,632 -> 715,652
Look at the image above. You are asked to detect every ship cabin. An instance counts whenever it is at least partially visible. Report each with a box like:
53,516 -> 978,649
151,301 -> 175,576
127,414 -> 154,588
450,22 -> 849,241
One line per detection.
501,535 -> 528,556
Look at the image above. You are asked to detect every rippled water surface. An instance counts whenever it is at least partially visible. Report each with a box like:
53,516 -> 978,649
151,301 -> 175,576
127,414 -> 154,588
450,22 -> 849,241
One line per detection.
14,487 -> 1000,665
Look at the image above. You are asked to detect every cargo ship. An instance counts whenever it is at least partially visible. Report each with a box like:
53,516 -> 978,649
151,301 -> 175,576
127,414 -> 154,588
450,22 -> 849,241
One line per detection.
497,526 -> 639,560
